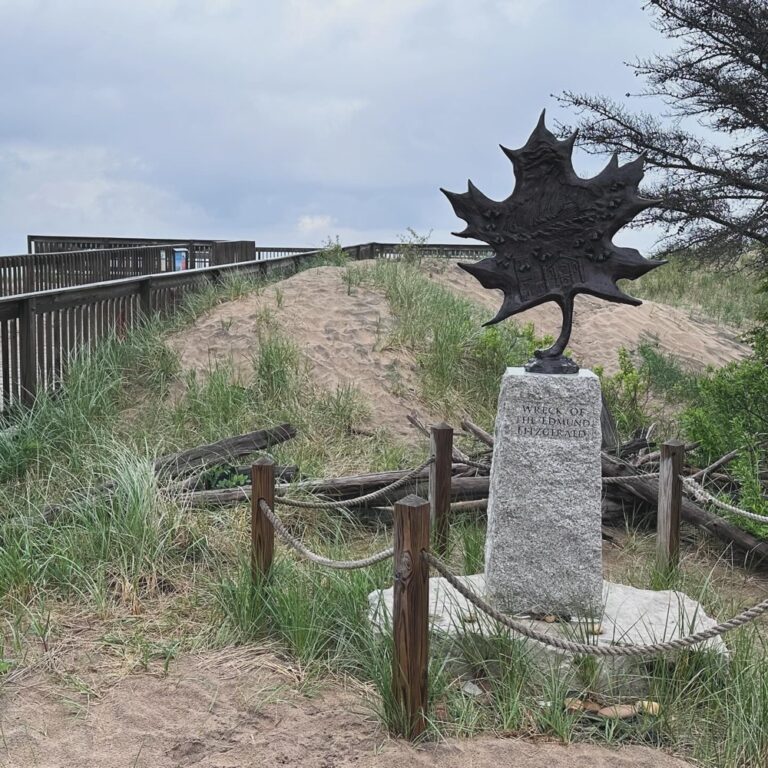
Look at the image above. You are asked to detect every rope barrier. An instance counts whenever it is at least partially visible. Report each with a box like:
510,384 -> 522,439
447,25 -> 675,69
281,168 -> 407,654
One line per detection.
259,499 -> 394,569
423,552 -> 768,657
275,457 -> 435,510
681,475 -> 768,524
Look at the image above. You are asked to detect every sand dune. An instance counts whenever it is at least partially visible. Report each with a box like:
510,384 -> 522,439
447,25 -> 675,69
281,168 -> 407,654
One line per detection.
427,261 -> 749,375
170,266 -> 423,440
168,261 -> 749,439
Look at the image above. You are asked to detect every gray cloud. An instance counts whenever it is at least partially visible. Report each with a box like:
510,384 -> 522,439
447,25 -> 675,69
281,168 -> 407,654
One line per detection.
0,0 -> 664,254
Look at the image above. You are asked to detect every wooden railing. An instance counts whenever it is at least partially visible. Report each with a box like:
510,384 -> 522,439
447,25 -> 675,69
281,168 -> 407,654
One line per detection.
4,240 -> 491,298
0,249 -> 326,411
0,239 -> 495,411
26,234 -> 218,255
25,236 -> 325,269
0,243 -> 203,297
27,235 -> 492,261
211,242 -> 317,266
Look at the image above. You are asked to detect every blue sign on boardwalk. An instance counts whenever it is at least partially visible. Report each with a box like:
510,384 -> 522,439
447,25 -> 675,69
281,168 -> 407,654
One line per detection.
173,248 -> 188,271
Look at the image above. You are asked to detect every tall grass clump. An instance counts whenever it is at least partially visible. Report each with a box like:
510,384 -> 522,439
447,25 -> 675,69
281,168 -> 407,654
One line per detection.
213,541 -> 389,668
0,321 -> 177,483
0,271 -> 404,627
0,443 -> 187,615
166,272 -> 267,331
626,254 -> 768,328
358,260 -> 548,425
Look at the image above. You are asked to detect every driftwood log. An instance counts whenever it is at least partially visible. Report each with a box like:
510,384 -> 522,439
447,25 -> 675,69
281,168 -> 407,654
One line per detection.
601,456 -> 768,566
184,464 -> 489,509
181,417 -> 768,566
155,423 -> 297,480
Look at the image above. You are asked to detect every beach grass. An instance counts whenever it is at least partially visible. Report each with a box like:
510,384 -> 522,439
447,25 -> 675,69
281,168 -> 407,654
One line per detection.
0,251 -> 767,767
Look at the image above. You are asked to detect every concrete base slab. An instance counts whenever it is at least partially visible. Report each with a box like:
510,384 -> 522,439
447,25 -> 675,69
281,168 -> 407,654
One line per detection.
368,574 -> 727,698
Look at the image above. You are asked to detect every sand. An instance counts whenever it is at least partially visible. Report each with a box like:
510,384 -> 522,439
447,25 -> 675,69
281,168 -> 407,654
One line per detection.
0,263 -> 750,766
1,646 -> 695,768
167,261 -> 749,441
170,266 -> 424,441
426,260 -> 749,375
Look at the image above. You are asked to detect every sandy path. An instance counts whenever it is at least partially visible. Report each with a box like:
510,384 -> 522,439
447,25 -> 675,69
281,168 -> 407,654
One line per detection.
0,647 -> 694,768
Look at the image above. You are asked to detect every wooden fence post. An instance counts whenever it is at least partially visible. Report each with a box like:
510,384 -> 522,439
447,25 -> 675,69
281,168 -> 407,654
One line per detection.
392,494 -> 430,740
251,457 -> 275,581
19,296 -> 38,406
429,423 -> 453,556
657,439 -> 684,571
187,241 -> 196,270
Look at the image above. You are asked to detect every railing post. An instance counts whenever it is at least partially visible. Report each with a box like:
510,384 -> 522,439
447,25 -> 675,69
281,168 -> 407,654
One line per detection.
23,256 -> 35,293
429,423 -> 453,556
19,296 -> 38,406
392,494 -> 430,740
251,457 -> 275,581
139,279 -> 153,320
187,241 -> 196,270
657,439 -> 684,572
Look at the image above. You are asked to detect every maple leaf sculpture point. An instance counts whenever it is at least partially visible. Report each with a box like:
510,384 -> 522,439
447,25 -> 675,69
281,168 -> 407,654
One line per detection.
441,111 -> 665,373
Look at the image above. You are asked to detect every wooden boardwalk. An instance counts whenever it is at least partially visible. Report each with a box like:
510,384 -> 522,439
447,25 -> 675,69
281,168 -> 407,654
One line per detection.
0,240 -> 492,411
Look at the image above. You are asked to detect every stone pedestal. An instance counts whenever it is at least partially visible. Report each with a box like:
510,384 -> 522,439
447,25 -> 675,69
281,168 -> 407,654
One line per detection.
485,367 -> 603,616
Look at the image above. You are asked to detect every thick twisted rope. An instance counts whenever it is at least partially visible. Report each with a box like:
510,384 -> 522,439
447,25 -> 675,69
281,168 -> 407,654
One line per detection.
259,499 -> 393,569
681,476 -> 768,524
602,473 -> 660,485
423,552 -> 768,657
275,456 -> 434,510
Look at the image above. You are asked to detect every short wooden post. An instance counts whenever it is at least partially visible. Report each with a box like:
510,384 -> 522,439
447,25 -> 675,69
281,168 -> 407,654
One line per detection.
657,439 -> 684,571
392,494 -> 430,740
251,457 -> 275,581
429,423 -> 453,556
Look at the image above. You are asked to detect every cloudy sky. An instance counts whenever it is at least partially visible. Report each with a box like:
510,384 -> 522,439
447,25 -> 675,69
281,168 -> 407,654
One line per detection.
0,0 -> 667,255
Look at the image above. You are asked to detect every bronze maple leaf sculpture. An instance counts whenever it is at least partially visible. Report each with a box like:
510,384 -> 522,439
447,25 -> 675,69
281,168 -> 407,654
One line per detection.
441,112 -> 664,373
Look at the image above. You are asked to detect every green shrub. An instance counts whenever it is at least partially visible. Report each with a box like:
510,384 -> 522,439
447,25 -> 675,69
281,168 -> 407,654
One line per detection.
198,464 -> 249,490
597,348 -> 651,442
597,340 -> 702,445
678,331 -> 768,534
682,356 -> 768,462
